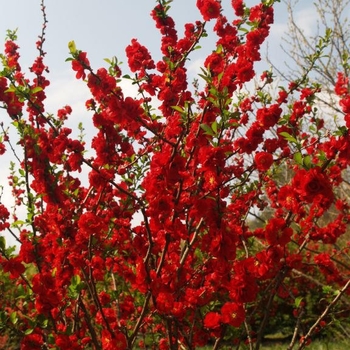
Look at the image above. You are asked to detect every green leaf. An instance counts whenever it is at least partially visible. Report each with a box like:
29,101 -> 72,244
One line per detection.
293,152 -> 303,166
37,314 -> 49,329
47,333 -> 55,344
262,0 -> 276,5
11,220 -> 26,228
68,40 -> 77,54
294,297 -> 303,308
6,29 -> 18,41
216,44 -> 223,54
322,285 -> 333,294
171,105 -> 184,113
10,312 -> 18,325
16,284 -> 26,299
279,131 -> 297,144
0,311 -> 7,324
200,123 -> 214,136
71,275 -> 81,286
0,236 -> 5,250
198,73 -> 211,83
68,275 -> 85,298
31,86 -> 43,94
211,120 -> 218,134
4,86 -> 15,93
303,155 -> 312,169
41,318 -> 49,328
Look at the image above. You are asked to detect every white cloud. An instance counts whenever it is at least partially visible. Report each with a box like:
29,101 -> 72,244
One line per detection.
294,7 -> 319,38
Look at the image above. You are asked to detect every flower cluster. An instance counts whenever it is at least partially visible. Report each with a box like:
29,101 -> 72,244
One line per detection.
0,0 -> 349,349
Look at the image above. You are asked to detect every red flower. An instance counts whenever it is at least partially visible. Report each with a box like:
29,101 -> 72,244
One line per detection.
221,302 -> 245,327
249,4 -> 274,26
265,217 -> 293,246
277,90 -> 288,103
254,151 -> 273,171
0,142 -> 5,155
292,167 -> 334,209
126,39 -> 155,73
21,334 -> 44,350
71,51 -> 90,79
204,52 -> 225,76
204,312 -> 222,328
0,203 -> 9,223
4,40 -> 20,69
257,104 -> 282,129
231,0 -> 244,16
1,257 -> 25,279
197,0 -> 221,21
78,212 -> 108,237
339,96 -> 350,114
335,72 -> 349,96
156,292 -> 174,313
101,330 -> 127,350
314,253 -> 341,282
277,185 -> 299,213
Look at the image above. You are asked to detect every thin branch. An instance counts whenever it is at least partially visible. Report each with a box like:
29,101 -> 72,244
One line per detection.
298,278 -> 350,350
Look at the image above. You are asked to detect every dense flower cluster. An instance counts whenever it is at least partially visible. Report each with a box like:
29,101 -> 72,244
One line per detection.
0,0 -> 349,349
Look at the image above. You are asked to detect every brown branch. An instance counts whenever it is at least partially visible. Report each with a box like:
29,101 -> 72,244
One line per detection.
129,291 -> 152,348
298,278 -> 350,350
78,296 -> 102,350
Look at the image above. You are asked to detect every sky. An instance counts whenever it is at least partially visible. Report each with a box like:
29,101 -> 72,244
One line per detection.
0,0 -> 323,111
0,0 -> 333,247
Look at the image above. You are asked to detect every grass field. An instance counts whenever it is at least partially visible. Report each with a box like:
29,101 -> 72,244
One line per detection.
260,339 -> 350,349
198,339 -> 350,349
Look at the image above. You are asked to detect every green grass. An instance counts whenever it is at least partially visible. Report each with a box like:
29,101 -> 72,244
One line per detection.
260,339 -> 350,350
199,339 -> 350,350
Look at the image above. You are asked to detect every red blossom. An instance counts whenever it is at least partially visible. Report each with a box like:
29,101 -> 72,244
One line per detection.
265,217 -> 293,246
220,302 -> 245,327
257,104 -> 282,129
4,40 -> 21,69
314,253 -> 341,282
0,1 -> 348,348
21,333 -> 44,350
204,312 -> 222,328
101,330 -> 127,350
0,204 -> 9,222
71,51 -> 90,79
254,151 -> 273,171
277,185 -> 299,213
231,0 -> 244,16
30,56 -> 46,75
197,0 -> 221,21
292,167 -> 334,209
249,4 -> 274,26
335,72 -> 349,96
1,257 -> 25,278
125,39 -> 155,73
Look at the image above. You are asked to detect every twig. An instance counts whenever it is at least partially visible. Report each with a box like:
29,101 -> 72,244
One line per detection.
297,278 -> 350,350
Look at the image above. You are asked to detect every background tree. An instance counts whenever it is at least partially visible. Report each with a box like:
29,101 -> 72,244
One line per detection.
269,0 -> 350,115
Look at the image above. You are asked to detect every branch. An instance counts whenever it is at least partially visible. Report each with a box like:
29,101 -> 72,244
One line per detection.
298,278 -> 350,350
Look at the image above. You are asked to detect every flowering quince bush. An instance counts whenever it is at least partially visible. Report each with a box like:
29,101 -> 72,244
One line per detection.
0,0 -> 350,349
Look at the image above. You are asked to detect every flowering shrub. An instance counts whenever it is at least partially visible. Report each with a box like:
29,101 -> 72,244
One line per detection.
0,0 -> 350,349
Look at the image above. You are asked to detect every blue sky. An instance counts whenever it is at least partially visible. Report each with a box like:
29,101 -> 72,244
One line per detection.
0,0 -> 320,111
0,1 -> 323,132
0,0 -> 326,246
